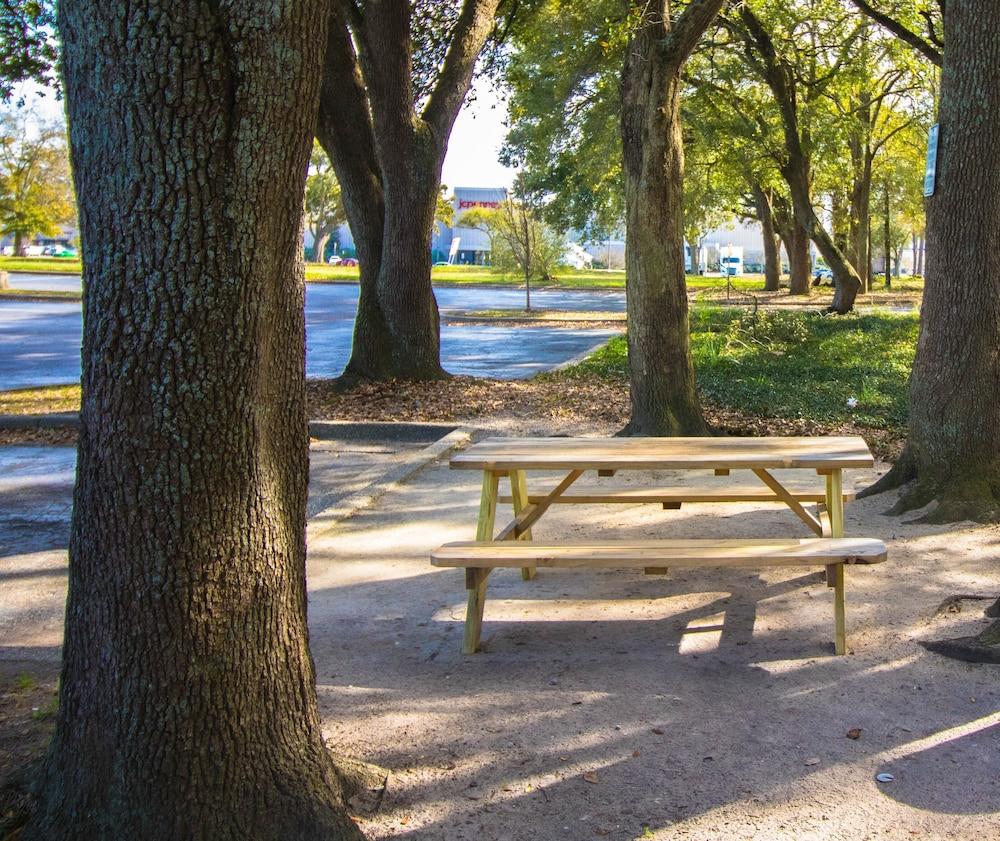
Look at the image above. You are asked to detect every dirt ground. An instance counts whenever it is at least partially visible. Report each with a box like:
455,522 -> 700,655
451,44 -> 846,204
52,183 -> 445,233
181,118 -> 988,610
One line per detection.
1,420 -> 998,840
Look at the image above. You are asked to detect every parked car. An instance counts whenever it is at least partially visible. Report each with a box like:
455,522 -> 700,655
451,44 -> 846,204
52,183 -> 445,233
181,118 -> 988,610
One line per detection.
433,261 -> 452,267
340,257 -> 358,267
327,255 -> 343,265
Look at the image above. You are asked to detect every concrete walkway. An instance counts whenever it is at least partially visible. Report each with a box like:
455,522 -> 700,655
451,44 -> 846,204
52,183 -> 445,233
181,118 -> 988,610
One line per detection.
1,435 -> 998,839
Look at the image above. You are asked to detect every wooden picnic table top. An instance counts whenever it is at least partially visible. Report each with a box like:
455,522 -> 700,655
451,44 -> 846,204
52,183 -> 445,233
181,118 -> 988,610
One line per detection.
450,436 -> 875,472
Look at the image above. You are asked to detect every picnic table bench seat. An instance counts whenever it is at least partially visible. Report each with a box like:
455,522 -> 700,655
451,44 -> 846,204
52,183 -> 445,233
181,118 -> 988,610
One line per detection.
433,537 -> 887,655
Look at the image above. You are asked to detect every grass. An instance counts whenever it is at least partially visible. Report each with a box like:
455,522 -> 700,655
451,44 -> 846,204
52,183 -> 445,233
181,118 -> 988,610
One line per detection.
564,306 -> 918,430
1,255 -> 926,297
0,288 -> 81,301
0,384 -> 81,415
0,303 -> 918,435
0,257 -> 81,273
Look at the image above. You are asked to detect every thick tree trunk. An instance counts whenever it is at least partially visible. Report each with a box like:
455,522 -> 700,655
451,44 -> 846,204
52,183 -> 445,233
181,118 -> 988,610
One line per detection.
13,231 -> 24,256
26,3 -> 366,840
316,0 -> 501,382
374,166 -> 446,378
773,195 -> 811,295
862,1 -> 1000,527
619,0 -> 723,436
785,162 -> 862,312
313,230 -> 332,263
751,184 -> 781,291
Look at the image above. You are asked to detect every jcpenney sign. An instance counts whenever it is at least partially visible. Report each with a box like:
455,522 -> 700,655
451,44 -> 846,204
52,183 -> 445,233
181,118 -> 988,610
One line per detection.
458,199 -> 500,209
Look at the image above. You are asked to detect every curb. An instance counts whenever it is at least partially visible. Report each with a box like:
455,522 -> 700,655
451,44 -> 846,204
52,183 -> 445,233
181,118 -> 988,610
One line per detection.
548,335 -> 621,372
306,427 -> 472,535
0,412 -> 80,430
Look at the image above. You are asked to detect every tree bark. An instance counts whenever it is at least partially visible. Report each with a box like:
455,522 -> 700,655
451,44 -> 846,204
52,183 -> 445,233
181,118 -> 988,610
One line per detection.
883,184 -> 892,288
316,0 -> 501,382
751,184 -> 781,291
619,0 -> 723,436
26,2 -> 366,839
848,136 -> 873,292
862,0 -> 1000,527
773,198 -> 811,295
314,230 -> 332,264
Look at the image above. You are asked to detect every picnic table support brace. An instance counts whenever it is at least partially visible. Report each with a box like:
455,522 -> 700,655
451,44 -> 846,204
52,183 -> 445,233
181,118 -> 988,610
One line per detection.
510,469 -> 535,580
464,470 -> 499,654
826,470 -> 847,654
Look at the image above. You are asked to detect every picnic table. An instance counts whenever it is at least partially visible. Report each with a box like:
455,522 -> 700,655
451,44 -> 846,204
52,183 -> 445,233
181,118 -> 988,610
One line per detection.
431,436 -> 888,655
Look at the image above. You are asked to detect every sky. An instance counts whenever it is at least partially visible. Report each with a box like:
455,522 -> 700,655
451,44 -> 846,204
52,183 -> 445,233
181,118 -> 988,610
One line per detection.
441,80 -> 516,190
16,78 -> 517,191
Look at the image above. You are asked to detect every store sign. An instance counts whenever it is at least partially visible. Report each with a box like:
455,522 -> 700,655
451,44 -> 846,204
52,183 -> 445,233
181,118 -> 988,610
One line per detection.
923,123 -> 940,197
458,199 -> 501,210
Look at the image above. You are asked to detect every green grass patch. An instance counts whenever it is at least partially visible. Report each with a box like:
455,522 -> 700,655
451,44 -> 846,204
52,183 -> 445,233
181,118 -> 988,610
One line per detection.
566,307 -> 917,429
0,384 -> 81,415
0,257 -> 82,274
0,288 -> 81,301
15,674 -> 36,692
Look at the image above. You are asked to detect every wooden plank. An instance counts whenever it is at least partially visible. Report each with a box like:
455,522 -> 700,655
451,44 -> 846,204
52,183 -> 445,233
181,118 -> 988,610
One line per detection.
432,537 -> 888,568
509,469 -> 536,581
826,471 -> 845,538
751,469 -> 823,536
493,469 -> 584,542
463,472 -> 499,654
498,486 -> 857,505
450,436 -> 875,472
831,561 -> 846,654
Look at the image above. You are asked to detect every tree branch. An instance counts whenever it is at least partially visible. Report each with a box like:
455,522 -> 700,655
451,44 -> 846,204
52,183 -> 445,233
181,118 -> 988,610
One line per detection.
849,0 -> 942,66
664,0 -> 728,67
422,0 -> 503,139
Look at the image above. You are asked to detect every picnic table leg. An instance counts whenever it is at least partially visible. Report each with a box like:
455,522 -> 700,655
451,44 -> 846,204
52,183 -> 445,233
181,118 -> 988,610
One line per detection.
510,469 -> 536,581
464,470 -> 499,654
826,469 -> 847,655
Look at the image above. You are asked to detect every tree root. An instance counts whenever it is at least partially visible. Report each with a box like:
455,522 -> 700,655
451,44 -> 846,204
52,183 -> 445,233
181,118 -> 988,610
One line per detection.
330,753 -> 389,814
856,450 -> 916,500
921,619 -> 1000,664
933,594 -> 998,617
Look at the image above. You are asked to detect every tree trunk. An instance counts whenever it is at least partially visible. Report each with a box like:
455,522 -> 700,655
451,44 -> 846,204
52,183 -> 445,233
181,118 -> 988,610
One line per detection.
374,164 -> 446,378
316,1 -> 501,382
751,184 -> 781,291
313,230 -> 331,264
619,0 -> 723,436
13,231 -> 24,256
883,184 -> 892,288
850,155 -> 873,292
26,3 -> 367,839
0,270 -> 8,290
739,6 -> 863,314
862,0 -> 1000,527
785,159 -> 862,312
916,235 -> 925,275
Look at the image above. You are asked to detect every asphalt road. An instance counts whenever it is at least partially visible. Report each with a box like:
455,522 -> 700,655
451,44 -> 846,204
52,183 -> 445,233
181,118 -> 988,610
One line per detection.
0,275 -> 622,391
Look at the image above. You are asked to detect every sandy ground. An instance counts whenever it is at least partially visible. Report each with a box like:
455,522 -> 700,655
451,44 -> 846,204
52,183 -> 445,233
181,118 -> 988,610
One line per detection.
1,427 -> 998,840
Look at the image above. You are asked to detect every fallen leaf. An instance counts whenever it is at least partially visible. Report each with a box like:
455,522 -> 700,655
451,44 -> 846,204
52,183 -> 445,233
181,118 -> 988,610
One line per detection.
583,771 -> 600,784
846,728 -> 862,740
651,728 -> 664,735
632,750 -> 641,758
804,757 -> 820,766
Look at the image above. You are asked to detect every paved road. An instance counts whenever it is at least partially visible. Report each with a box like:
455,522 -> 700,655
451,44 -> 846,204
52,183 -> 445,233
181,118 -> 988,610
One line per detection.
0,276 -> 621,390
